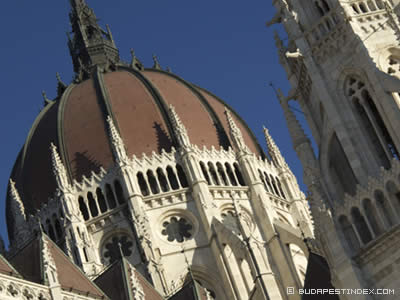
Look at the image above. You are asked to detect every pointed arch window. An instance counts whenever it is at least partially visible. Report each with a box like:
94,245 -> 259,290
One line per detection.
216,162 -> 229,186
338,215 -> 360,253
176,164 -> 189,188
157,168 -> 170,192
105,184 -> 117,208
87,192 -> 99,218
233,163 -> 246,186
167,166 -> 180,190
137,172 -> 150,196
351,207 -> 373,244
79,196 -> 90,221
114,180 -> 126,204
147,170 -> 160,195
346,76 -> 398,168
96,188 -> 108,213
208,162 -> 220,186
225,163 -> 238,186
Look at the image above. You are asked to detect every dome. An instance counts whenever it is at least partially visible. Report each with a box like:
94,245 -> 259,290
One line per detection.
7,67 -> 265,235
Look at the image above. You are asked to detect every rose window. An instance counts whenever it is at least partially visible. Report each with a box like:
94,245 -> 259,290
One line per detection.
103,235 -> 133,264
161,216 -> 193,243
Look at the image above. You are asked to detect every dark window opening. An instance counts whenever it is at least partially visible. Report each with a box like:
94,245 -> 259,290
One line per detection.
147,170 -> 160,194
234,163 -> 246,186
114,180 -> 126,204
88,192 -> 99,218
200,162 -> 212,185
106,184 -> 117,209
167,166 -> 180,190
176,164 -> 189,188
137,173 -> 150,196
208,162 -> 220,186
96,188 -> 108,213
225,163 -> 238,186
351,207 -> 373,244
217,163 -> 229,186
157,168 -> 170,192
79,196 -> 90,221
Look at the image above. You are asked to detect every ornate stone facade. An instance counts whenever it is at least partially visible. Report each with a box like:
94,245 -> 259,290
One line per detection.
2,1 -> 315,300
270,0 -> 400,298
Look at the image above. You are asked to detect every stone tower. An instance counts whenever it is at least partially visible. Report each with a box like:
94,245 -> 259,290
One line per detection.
269,0 -> 400,298
5,1 -> 314,299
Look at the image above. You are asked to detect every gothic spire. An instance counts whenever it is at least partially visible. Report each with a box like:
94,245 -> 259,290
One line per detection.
9,179 -> 26,222
68,0 -> 119,79
107,116 -> 130,165
50,143 -> 72,193
225,108 -> 249,153
263,126 -> 288,169
168,105 -> 192,149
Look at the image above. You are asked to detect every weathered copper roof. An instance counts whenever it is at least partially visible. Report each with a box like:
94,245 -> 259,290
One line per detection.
7,68 -> 265,240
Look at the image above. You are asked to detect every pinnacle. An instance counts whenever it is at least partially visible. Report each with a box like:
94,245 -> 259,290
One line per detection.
152,54 -> 161,69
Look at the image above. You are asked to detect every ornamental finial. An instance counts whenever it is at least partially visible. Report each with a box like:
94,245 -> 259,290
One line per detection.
152,54 -> 161,69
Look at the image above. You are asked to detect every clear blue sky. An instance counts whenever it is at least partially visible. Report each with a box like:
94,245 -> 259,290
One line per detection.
0,1 -> 309,246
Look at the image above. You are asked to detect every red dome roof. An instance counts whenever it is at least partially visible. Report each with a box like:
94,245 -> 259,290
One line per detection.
7,68 -> 264,234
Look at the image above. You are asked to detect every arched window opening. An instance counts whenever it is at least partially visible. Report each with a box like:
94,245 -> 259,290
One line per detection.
47,220 -> 56,241
376,0 -> 384,9
315,2 -> 324,16
88,192 -> 99,218
208,162 -> 220,186
259,170 -> 269,192
167,166 -> 180,190
157,168 -> 170,192
362,90 -> 399,160
137,173 -> 150,196
78,196 -> 90,221
96,188 -> 108,213
200,162 -> 212,185
55,220 -> 63,239
367,0 -> 377,11
328,133 -> 358,198
354,99 -> 390,169
264,172 -> 274,193
276,178 -> 287,199
114,180 -> 126,204
106,184 -> 117,209
176,164 -> 189,188
359,2 -> 368,13
234,163 -> 246,186
216,163 -> 229,186
147,170 -> 160,194
270,175 -> 280,196
321,0 -> 330,12
351,207 -> 373,244
338,215 -> 360,253
375,190 -> 395,228
225,163 -> 238,186
352,4 -> 360,13
362,198 -> 382,236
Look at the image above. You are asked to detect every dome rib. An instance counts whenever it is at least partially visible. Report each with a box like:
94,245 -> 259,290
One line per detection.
194,85 -> 266,158
145,69 -> 232,150
118,66 -> 179,148
57,83 -> 76,183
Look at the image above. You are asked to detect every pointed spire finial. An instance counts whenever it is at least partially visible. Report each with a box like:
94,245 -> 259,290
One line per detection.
56,72 -> 67,96
107,116 -> 130,165
152,54 -> 161,69
68,0 -> 119,78
130,49 -> 143,70
225,107 -> 249,153
168,105 -> 191,149
263,126 -> 288,169
50,143 -> 72,193
9,179 -> 26,221
42,91 -> 52,106
166,66 -> 172,73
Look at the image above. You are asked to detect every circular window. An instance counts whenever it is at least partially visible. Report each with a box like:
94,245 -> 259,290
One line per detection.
102,235 -> 134,264
161,216 -> 193,243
